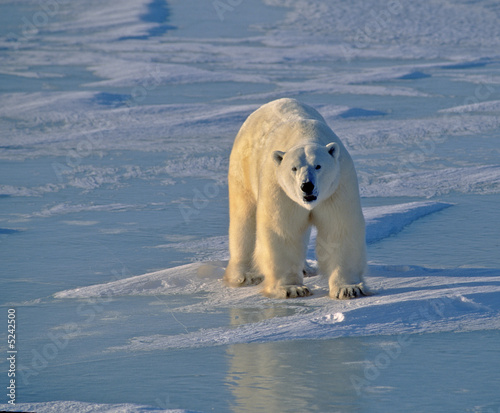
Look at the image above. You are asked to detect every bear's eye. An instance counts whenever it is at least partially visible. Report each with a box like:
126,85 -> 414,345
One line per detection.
315,165 -> 321,170
291,167 -> 297,172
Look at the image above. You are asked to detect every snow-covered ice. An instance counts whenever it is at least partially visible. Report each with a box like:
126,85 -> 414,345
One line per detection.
1,0 -> 500,411
49,201 -> 499,352
0,401 -> 194,413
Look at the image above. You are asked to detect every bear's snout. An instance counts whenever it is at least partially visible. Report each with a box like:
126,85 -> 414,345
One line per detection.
301,181 -> 315,194
301,180 -> 317,203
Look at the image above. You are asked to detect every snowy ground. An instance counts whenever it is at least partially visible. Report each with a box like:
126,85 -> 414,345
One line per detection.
1,0 -> 500,412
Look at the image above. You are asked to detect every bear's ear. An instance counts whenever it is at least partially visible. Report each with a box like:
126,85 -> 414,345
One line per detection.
326,142 -> 340,160
273,150 -> 285,165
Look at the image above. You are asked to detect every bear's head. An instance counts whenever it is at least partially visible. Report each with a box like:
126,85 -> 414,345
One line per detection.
273,142 -> 341,210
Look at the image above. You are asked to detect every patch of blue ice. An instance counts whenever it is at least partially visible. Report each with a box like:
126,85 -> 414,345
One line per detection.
339,108 -> 386,119
92,92 -> 131,107
398,71 -> 431,80
119,0 -> 176,40
0,228 -> 19,234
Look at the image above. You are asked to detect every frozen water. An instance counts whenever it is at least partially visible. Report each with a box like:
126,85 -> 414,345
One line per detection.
1,0 -> 500,412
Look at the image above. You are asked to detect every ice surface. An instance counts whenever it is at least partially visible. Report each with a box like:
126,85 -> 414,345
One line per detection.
1,0 -> 500,411
54,201 -> 452,298
440,99 -> 500,113
105,264 -> 500,350
49,200 -> 500,352
362,201 -> 452,243
0,401 -> 194,413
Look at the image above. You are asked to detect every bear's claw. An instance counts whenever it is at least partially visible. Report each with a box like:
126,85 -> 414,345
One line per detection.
262,284 -> 312,299
264,284 -> 312,299
330,283 -> 371,300
243,274 -> 264,286
224,272 -> 264,287
286,285 -> 312,298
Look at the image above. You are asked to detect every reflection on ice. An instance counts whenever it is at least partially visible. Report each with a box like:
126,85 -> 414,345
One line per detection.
226,339 -> 365,412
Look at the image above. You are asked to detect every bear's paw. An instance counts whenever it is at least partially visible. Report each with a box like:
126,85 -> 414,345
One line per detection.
242,273 -> 264,286
264,284 -> 312,299
330,283 -> 371,300
224,270 -> 264,287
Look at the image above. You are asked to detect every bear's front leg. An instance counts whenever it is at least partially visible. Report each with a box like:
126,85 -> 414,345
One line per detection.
325,260 -> 371,299
254,210 -> 312,299
315,224 -> 370,300
256,243 -> 312,299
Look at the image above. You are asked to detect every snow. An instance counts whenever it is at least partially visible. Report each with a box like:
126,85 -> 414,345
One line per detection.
1,0 -> 500,411
108,270 -> 500,350
440,99 -> 500,113
54,201 -> 452,298
49,200 -> 500,352
0,400 -> 195,413
53,261 -> 500,351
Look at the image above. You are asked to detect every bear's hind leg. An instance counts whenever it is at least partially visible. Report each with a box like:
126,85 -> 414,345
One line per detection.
224,186 -> 263,287
224,262 -> 263,287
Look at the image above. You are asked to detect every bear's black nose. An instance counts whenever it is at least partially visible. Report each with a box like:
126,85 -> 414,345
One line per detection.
301,181 -> 315,194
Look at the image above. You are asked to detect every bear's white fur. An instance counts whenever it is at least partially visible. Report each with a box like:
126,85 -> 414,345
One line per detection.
224,98 -> 369,299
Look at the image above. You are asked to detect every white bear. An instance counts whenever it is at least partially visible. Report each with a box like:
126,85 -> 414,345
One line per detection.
224,98 -> 369,299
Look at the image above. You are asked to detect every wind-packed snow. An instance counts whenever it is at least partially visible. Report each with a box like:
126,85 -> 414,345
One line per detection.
53,201 -> 452,299
1,0 -> 500,411
105,263 -> 500,351
53,259 -> 500,350
0,401 -> 193,413
49,200 -> 500,352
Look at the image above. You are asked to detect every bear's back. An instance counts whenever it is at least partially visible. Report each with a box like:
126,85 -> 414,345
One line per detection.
231,98 -> 330,164
228,98 -> 352,200
259,98 -> 326,124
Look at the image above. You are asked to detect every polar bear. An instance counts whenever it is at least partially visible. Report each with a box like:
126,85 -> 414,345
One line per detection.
224,98 -> 369,299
